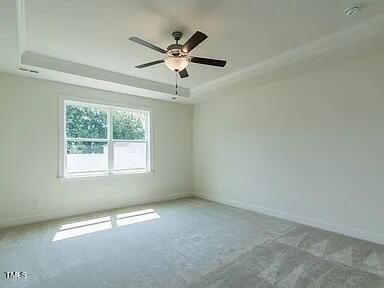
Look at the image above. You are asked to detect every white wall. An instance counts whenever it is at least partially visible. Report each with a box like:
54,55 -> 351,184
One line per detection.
194,53 -> 384,244
0,74 -> 193,228
2,53 -> 384,245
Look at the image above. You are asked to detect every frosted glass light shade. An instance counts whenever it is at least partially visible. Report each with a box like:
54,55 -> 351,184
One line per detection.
164,56 -> 189,72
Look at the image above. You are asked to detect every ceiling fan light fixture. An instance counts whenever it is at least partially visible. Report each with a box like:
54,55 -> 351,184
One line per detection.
130,30 -> 227,78
164,56 -> 189,72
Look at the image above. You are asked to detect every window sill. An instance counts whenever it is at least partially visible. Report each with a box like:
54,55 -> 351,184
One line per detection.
58,170 -> 154,181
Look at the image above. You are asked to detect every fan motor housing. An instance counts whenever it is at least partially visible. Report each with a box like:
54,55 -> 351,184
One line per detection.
166,44 -> 187,57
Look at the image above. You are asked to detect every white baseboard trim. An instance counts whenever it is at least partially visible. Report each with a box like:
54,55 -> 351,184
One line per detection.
195,192 -> 384,245
0,191 -> 194,229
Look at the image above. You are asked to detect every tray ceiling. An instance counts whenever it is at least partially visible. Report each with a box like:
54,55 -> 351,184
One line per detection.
1,0 -> 384,102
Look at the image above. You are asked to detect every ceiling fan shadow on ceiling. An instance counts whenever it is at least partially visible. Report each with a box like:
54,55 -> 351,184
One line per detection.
129,31 -> 227,80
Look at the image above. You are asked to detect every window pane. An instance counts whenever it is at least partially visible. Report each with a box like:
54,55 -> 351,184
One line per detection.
66,104 -> 108,139
113,110 -> 146,140
113,142 -> 147,171
67,141 -> 108,174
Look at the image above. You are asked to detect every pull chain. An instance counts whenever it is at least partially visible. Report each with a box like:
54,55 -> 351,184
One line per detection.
175,72 -> 178,95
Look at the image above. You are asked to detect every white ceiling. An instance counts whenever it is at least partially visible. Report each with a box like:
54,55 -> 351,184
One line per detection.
1,0 -> 384,102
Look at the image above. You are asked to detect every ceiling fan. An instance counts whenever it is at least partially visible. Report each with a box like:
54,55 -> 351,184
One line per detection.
129,31 -> 227,79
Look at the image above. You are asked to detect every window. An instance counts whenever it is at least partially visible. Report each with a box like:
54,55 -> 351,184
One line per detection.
61,100 -> 151,178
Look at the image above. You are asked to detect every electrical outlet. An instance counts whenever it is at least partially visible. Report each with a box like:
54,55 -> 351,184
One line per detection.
32,198 -> 38,208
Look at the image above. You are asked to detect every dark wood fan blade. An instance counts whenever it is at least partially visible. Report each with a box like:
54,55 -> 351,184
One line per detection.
179,69 -> 189,78
182,31 -> 208,53
135,59 -> 164,68
190,57 -> 227,67
129,37 -> 166,53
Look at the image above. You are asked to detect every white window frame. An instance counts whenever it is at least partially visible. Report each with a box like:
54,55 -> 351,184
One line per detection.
59,96 -> 152,179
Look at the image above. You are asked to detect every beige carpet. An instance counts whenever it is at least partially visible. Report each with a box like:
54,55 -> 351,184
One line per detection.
0,197 -> 383,287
